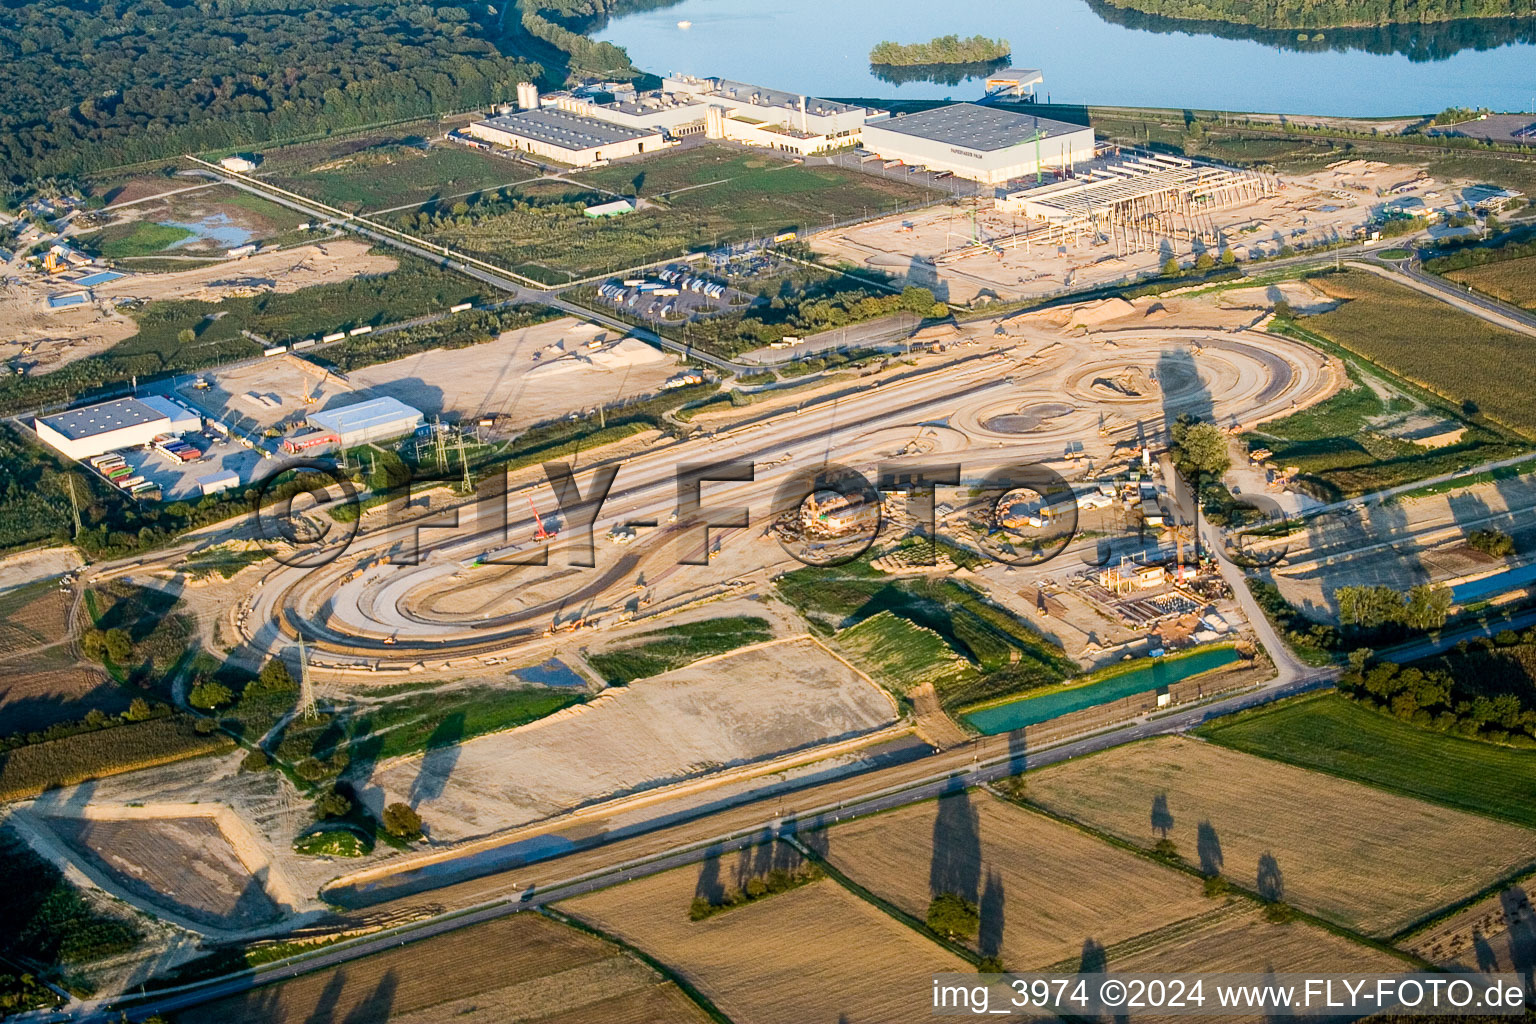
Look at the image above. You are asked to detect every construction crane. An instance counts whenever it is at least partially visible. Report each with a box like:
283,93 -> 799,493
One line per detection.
527,495 -> 558,542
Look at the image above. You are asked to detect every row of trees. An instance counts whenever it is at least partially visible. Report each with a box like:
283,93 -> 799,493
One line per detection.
1342,632 -> 1536,743
868,34 -> 1011,66
1335,583 -> 1452,631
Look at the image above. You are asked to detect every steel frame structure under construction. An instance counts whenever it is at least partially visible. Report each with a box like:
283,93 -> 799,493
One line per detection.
937,155 -> 1276,264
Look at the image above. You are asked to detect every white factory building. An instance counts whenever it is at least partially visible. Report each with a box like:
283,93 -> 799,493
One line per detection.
859,103 -> 1095,185
34,395 -> 201,461
540,77 -> 880,156
307,396 -> 423,449
465,107 -> 664,167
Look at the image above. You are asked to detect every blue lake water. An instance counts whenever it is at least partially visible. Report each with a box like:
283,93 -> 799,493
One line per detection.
962,645 -> 1241,734
593,0 -> 1536,116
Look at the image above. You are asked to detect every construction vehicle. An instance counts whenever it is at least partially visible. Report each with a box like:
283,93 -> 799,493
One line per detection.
43,250 -> 66,274
528,496 -> 558,542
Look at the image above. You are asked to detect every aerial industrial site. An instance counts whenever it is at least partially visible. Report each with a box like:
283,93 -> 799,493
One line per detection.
3,11 -> 1536,1023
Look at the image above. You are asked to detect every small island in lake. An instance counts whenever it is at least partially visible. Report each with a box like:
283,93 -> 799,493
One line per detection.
868,34 -> 1012,66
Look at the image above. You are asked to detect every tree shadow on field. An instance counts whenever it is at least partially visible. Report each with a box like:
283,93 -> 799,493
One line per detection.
979,869 -> 1005,962
930,783 -> 982,904
1196,820 -> 1223,876
341,968 -> 397,1024
301,969 -> 347,1024
695,843 -> 726,906
1474,929 -> 1499,973
1150,792 -> 1175,840
1256,852 -> 1284,902
408,711 -> 465,805
1501,885 -> 1535,997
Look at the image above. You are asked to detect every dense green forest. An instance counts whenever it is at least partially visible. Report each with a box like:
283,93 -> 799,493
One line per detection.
0,0 -> 532,180
869,34 -> 1012,66
0,0 -> 676,182
1093,0 -> 1534,29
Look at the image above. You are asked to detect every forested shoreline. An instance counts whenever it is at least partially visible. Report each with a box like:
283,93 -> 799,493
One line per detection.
1094,0 -> 1534,29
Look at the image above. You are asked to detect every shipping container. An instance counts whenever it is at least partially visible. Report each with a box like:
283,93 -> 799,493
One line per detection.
263,345 -> 286,356
450,302 -> 472,313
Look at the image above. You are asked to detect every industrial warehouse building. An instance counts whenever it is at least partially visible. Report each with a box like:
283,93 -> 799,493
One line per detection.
859,103 -> 1095,185
34,395 -> 201,461
537,77 -> 879,156
307,396 -> 423,448
465,108 -> 663,166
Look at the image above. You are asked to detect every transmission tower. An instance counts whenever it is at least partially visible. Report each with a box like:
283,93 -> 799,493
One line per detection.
296,633 -> 317,720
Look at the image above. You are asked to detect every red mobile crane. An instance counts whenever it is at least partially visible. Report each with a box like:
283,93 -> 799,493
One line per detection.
527,495 -> 558,542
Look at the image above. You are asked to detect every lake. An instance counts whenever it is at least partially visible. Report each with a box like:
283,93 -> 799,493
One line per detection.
593,0 -> 1536,116
961,645 -> 1242,734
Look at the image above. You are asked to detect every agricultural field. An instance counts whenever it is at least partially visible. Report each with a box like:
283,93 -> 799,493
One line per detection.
261,132 -> 537,213
584,615 -> 774,685
1021,736 -> 1536,935
1199,692 -> 1536,828
1446,255 -> 1536,312
0,716 -> 235,802
833,611 -> 968,694
821,789 -> 1210,969
1299,270 -> 1536,437
560,857 -> 971,1024
1239,346 -> 1522,497
1404,877 -> 1535,976
776,561 -> 1077,708
82,184 -> 309,260
1098,904 -> 1404,975
175,910 -> 709,1024
408,145 -> 942,284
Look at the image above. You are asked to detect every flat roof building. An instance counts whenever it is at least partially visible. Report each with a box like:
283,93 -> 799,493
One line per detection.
34,395 -> 201,461
859,103 -> 1094,185
466,108 -> 663,167
564,76 -> 880,155
308,396 -> 422,448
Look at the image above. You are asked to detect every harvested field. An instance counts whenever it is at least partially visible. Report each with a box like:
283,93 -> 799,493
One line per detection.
1100,904 -> 1402,974
1023,736 -> 1536,935
0,667 -> 126,736
1446,255 -> 1536,312
821,789 -> 1209,969
176,911 -> 705,1024
365,637 -> 897,842
44,814 -> 281,929
0,579 -> 72,655
1405,878 -> 1536,975
561,868 -> 969,1024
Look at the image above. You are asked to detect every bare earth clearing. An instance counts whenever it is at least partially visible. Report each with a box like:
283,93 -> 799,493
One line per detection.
561,869 -> 969,1024
364,638 -> 898,842
1023,736 -> 1536,935
822,790 -> 1209,969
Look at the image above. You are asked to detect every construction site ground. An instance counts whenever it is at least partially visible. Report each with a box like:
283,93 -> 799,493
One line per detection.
1,240 -> 396,375
806,160 -> 1456,306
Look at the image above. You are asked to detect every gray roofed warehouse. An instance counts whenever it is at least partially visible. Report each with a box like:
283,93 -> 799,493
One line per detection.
466,108 -> 664,166
860,102 -> 1095,185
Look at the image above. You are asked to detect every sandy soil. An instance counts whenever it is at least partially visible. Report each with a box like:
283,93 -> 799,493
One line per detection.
362,637 -> 898,842
561,870 -> 970,1024
0,241 -> 396,375
0,546 -> 83,593
346,317 -> 677,430
823,790 -> 1209,970
1025,736 -> 1536,936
